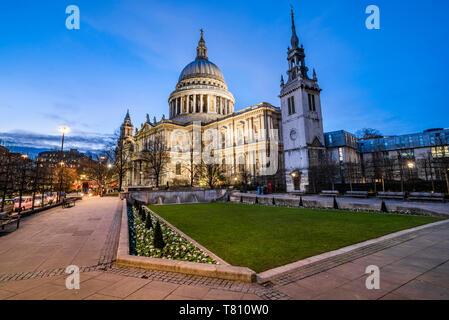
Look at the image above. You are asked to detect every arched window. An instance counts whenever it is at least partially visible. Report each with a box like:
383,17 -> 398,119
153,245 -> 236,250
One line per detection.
175,163 -> 181,175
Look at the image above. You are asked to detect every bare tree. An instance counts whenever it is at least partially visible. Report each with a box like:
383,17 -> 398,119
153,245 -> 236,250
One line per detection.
86,154 -> 112,196
104,129 -> 131,191
143,133 -> 169,188
356,128 -> 383,140
200,161 -> 225,189
319,151 -> 339,191
182,150 -> 201,187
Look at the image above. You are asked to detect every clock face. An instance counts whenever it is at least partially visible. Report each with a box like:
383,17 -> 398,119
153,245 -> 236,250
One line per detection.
290,129 -> 297,141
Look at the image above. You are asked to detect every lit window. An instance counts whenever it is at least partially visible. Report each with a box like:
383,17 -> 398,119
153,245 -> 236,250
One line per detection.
338,148 -> 344,162
432,146 -> 449,158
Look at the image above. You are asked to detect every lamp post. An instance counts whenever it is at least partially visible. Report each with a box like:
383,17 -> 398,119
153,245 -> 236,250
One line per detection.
58,127 -> 69,202
17,154 -> 28,214
99,155 -> 106,196
407,161 -> 415,191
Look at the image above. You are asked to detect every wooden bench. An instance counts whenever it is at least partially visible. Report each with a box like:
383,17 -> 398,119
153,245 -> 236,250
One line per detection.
408,192 -> 445,202
0,212 -> 21,230
320,190 -> 339,197
345,191 -> 369,198
377,192 -> 406,200
62,198 -> 76,208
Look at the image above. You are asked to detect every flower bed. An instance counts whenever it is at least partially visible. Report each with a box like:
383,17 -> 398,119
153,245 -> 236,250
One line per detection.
130,205 -> 217,264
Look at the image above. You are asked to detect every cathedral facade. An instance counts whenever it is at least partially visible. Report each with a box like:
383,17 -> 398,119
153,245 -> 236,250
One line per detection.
120,11 -> 324,192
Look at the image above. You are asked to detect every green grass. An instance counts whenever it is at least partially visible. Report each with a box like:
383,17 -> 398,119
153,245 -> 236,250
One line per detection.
148,203 -> 443,272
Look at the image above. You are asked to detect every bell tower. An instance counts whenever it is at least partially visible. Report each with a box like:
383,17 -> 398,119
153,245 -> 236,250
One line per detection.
280,8 -> 325,192
120,109 -> 134,140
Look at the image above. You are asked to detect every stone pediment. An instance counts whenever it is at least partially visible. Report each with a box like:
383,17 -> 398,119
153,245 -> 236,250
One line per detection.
310,136 -> 324,148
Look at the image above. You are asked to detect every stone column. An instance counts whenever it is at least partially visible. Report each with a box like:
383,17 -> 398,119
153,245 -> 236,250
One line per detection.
193,95 -> 197,113
186,95 -> 190,113
200,94 -> 203,113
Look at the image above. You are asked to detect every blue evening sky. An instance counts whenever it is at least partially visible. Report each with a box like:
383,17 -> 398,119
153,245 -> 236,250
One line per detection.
0,0 -> 448,152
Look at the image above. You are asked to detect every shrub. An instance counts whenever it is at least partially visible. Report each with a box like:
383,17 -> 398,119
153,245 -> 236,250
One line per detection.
381,200 -> 388,213
140,207 -> 146,220
153,220 -> 166,250
299,196 -> 304,207
145,214 -> 153,230
333,196 -> 339,210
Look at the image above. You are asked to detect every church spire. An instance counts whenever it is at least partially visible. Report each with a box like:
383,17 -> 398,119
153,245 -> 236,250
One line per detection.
290,6 -> 299,49
124,109 -> 132,125
196,29 -> 208,60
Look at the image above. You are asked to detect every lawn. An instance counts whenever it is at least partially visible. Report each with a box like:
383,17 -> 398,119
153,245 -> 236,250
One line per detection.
148,203 -> 443,272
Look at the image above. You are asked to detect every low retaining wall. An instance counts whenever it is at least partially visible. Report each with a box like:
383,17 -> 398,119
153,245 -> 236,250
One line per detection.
228,192 -> 446,217
116,199 -> 256,283
128,189 -> 227,205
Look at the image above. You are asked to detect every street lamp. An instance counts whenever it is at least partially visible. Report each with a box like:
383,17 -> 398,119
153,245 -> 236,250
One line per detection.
58,126 -> 69,202
17,154 -> 29,213
407,161 -> 415,191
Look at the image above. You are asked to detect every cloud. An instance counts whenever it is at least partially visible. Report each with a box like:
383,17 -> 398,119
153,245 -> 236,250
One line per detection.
0,130 -> 114,154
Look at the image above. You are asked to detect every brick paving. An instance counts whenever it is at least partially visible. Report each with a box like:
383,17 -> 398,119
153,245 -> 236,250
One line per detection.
0,197 -> 448,300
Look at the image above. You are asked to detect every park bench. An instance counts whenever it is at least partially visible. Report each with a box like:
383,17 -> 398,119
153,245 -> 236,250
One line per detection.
62,198 -> 76,208
345,191 -> 369,198
0,212 -> 21,230
320,190 -> 340,197
408,192 -> 445,202
377,192 -> 406,200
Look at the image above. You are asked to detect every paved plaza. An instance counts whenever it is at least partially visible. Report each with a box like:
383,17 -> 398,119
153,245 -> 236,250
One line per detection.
0,197 -> 448,300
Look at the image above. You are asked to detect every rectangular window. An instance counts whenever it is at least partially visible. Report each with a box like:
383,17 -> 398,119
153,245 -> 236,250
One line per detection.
291,96 -> 295,114
287,97 -> 295,115
400,149 -> 414,158
430,136 -> 436,145
308,94 -> 316,111
432,146 -> 449,158
419,135 -> 424,146
338,147 -> 344,162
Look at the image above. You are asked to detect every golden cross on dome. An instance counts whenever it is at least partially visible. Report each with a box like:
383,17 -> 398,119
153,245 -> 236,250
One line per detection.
200,28 -> 204,37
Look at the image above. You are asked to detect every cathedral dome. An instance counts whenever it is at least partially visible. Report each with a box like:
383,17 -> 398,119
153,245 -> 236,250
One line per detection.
179,59 -> 224,82
168,30 -> 235,124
